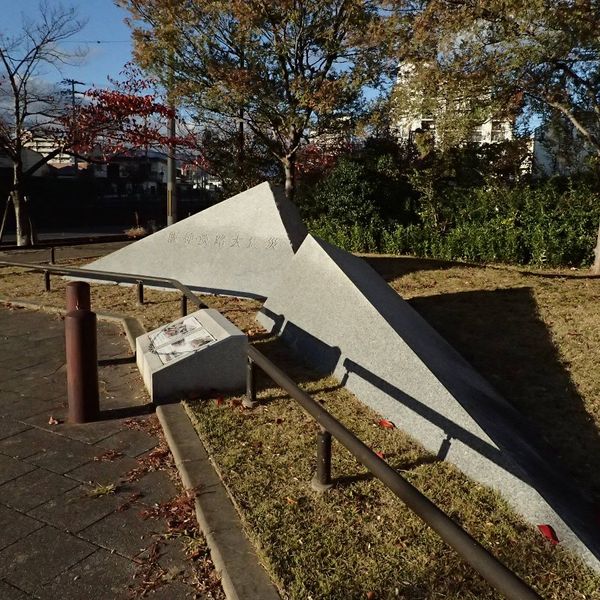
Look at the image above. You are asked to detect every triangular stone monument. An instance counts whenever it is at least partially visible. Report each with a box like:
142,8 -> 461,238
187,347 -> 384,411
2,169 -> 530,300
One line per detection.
258,234 -> 600,570
85,182 -> 307,298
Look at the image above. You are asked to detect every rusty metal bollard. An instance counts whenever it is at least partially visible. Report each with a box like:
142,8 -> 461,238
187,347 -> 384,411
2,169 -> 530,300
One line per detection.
66,281 -> 91,312
65,282 -> 98,423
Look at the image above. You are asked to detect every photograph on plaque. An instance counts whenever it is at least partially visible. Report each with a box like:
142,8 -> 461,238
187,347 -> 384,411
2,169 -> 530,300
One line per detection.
149,316 -> 216,364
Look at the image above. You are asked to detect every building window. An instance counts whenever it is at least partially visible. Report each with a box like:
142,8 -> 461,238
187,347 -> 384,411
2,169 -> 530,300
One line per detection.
421,118 -> 435,132
491,120 -> 506,142
470,127 -> 483,143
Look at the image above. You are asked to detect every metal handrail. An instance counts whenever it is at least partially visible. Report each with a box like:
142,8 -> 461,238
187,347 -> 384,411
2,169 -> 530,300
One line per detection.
0,259 -> 208,312
247,345 -> 542,600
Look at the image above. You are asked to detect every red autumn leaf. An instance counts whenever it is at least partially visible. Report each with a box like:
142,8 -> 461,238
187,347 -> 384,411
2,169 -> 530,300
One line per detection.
378,419 -> 395,430
215,396 -> 224,406
375,450 -> 385,459
366,592 -> 376,600
537,524 -> 559,545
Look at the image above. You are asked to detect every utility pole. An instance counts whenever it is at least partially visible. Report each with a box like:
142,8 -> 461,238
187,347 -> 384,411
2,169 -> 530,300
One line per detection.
166,107 -> 177,225
166,51 -> 177,226
62,79 -> 85,174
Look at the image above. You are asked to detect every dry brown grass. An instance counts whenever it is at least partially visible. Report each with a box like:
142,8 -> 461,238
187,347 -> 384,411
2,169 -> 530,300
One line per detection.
1,251 -> 599,599
186,338 -> 600,600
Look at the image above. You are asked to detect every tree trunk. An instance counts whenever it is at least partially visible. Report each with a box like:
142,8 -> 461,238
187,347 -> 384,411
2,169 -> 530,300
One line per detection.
593,219 -> 600,275
13,190 -> 32,247
283,155 -> 296,203
12,155 -> 31,246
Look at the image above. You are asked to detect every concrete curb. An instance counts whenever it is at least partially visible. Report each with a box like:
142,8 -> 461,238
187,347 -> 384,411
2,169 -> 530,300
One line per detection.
0,295 -> 280,600
157,403 -> 280,600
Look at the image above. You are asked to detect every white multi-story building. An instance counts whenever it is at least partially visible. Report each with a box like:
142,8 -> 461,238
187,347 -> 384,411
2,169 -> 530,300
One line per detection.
396,113 -> 513,146
394,62 -> 514,147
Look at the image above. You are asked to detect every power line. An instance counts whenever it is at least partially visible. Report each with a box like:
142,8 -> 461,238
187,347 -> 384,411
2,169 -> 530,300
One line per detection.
62,40 -> 131,44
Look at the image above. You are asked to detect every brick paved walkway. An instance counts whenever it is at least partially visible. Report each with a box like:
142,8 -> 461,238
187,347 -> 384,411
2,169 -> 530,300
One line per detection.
0,306 -> 216,599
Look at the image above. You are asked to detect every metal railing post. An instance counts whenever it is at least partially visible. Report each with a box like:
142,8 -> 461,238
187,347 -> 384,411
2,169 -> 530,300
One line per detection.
43,270 -> 51,292
243,357 -> 258,408
136,281 -> 144,305
311,427 -> 333,492
49,247 -> 55,265
180,293 -> 187,317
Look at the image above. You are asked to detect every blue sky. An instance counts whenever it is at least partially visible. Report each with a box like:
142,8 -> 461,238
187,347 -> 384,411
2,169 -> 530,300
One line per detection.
2,0 -> 134,89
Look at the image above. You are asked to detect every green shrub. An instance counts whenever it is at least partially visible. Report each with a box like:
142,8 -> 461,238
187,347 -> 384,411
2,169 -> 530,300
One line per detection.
308,217 -> 382,253
308,178 -> 600,268
302,158 -> 379,226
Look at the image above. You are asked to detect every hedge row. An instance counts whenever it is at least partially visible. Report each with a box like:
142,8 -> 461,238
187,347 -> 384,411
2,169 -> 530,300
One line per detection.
307,182 -> 600,267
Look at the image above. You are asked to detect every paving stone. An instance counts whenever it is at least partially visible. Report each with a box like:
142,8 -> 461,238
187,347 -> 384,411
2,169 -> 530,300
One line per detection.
0,396 -> 64,420
96,429 -> 158,458
128,470 -> 178,507
37,548 -> 137,600
0,369 -> 59,392
0,366 -> 21,383
80,504 -> 162,559
100,392 -> 149,413
0,454 -> 36,486
24,434 -> 97,474
0,504 -> 44,551
0,351 -> 62,372
0,390 -> 28,403
0,526 -> 95,593
66,454 -> 139,486
27,484 -> 123,533
0,377 -> 65,400
0,418 -> 30,441
24,410 -> 123,445
0,579 -> 30,599
145,580 -> 201,599
140,537 -> 195,583
0,468 -> 79,512
0,428 -> 58,459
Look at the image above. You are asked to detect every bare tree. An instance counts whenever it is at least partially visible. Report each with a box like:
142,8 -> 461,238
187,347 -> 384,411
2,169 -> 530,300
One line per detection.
0,2 -> 85,246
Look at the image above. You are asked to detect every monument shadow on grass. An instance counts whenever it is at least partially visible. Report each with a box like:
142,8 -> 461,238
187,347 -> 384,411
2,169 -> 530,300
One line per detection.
363,255 -> 476,280
409,286 -> 600,504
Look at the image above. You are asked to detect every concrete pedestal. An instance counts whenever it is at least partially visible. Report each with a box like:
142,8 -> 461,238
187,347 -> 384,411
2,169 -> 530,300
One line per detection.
136,309 -> 246,403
